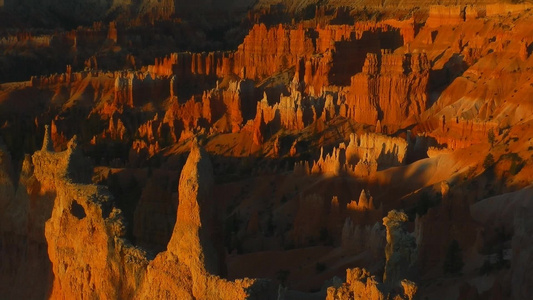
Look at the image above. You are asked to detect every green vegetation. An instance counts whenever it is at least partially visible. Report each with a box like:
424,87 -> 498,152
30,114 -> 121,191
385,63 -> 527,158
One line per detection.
443,239 -> 464,275
415,191 -> 442,217
487,129 -> 495,148
319,227 -> 334,246
407,191 -> 442,221
315,262 -> 326,273
276,269 -> 290,286
479,257 -> 492,275
483,153 -> 495,169
500,153 -> 524,175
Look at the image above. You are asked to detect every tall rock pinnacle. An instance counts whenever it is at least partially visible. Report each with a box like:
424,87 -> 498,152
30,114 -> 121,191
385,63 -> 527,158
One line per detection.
168,141 -> 222,276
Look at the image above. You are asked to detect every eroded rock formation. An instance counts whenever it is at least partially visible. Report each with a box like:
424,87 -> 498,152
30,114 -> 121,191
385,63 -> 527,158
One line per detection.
383,210 -> 417,287
344,50 -> 430,127
296,132 -> 413,177
326,267 -> 417,300
3,3 -> 533,299
28,130 -> 275,299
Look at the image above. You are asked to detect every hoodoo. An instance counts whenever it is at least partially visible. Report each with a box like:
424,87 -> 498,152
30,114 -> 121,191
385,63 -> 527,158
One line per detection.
2,1 -> 533,299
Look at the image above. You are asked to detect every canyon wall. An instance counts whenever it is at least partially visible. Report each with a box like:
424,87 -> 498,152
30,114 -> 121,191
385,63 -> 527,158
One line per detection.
148,21 -> 410,86
344,50 -> 430,127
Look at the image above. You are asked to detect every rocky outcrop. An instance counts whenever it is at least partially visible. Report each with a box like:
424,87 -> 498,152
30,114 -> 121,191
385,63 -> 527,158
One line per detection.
148,52 -> 232,78
383,210 -> 417,287
296,132 -> 411,176
347,133 -> 409,166
511,196 -> 533,300
106,115 -> 128,141
341,220 -> 385,259
206,80 -> 257,133
252,87 -> 318,142
292,193 -> 326,245
485,3 -> 533,16
234,23 -> 313,80
170,142 -> 221,275
425,119 -> 499,150
0,33 -> 53,47
252,110 -> 266,146
29,130 -> 275,299
292,189 -> 385,248
0,140 -> 54,299
413,8 -> 533,134
133,175 -> 176,252
345,50 -> 430,127
158,79 -> 258,142
426,6 -> 466,28
305,22 -> 407,88
136,142 -> 273,299
112,72 -> 169,110
5,4 -> 533,299
414,182 -> 479,275
315,22 -> 409,54
107,22 -> 117,43
139,142 -> 276,298
147,21 -> 408,85
326,267 -> 417,300
37,134 -> 139,299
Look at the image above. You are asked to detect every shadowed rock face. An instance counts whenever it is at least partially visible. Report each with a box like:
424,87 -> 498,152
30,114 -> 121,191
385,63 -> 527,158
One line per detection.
0,139 -> 54,299
383,210 -> 417,287
512,201 -> 533,300
3,2 -> 533,299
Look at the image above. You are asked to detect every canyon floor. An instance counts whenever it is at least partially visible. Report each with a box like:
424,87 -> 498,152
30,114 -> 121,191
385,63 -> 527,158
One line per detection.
1,1 -> 533,299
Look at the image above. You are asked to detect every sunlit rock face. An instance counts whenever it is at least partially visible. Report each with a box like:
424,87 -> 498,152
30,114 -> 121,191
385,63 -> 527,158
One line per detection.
23,130 -> 274,299
345,50 -> 430,127
2,1 -> 533,299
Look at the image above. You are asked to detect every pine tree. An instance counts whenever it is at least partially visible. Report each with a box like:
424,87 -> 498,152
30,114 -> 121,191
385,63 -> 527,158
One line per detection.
488,129 -> 495,148
443,239 -> 464,275
483,153 -> 495,169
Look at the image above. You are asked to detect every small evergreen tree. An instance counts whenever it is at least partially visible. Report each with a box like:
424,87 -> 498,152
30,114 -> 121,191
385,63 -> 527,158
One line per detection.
276,269 -> 290,287
415,192 -> 432,217
479,257 -> 492,275
315,262 -> 326,273
443,239 -> 464,275
483,153 -> 495,169
487,129 -> 495,148
509,159 -> 523,175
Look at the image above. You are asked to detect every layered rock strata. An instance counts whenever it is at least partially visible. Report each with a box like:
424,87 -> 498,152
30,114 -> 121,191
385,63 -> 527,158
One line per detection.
344,50 -> 430,127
